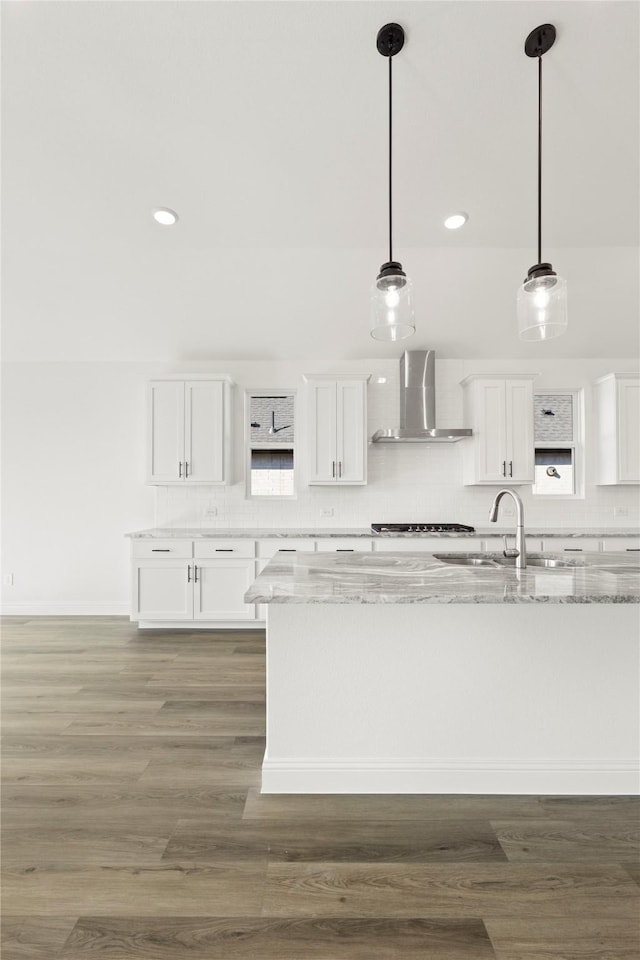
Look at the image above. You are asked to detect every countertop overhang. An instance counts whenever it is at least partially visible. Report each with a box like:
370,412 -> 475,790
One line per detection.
244,551 -> 640,605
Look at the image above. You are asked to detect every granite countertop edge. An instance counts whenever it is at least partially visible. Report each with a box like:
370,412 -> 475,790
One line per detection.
244,551 -> 640,606
126,527 -> 640,539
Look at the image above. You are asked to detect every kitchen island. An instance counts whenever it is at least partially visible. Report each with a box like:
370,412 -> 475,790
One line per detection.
245,550 -> 640,795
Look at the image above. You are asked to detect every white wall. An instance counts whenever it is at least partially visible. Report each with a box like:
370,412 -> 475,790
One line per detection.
2,357 -> 639,614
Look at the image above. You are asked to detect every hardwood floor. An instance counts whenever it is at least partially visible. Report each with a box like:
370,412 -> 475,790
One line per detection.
2,616 -> 639,959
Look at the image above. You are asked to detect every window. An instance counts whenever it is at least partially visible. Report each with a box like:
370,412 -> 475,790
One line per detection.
532,390 -> 583,498
245,390 -> 296,498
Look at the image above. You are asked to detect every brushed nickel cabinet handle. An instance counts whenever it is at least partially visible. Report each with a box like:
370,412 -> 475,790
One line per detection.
215,548 -> 234,552
332,461 -> 336,478
509,461 -> 513,477
178,461 -> 183,478
502,461 -> 506,477
187,565 -> 191,582
337,548 -> 354,552
185,461 -> 189,478
194,564 -> 198,583
626,548 -> 640,552
338,460 -> 342,478
152,549 -> 171,552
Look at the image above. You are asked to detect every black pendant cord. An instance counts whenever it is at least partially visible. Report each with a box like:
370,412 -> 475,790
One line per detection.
388,53 -> 393,264
537,53 -> 542,266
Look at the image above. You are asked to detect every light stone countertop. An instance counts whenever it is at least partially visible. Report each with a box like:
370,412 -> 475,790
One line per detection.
126,527 -> 640,540
244,550 -> 640,604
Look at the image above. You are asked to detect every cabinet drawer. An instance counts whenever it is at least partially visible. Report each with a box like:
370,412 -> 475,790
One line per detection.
482,537 -> 543,553
316,539 -> 373,552
375,538 -> 481,553
257,539 -> 314,559
541,538 -> 601,553
132,540 -> 193,559
194,540 -> 255,559
601,538 -> 640,552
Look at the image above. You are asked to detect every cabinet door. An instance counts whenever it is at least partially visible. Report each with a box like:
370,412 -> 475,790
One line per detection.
618,379 -> 640,482
308,381 -> 338,483
475,381 -> 509,483
193,560 -> 257,621
336,380 -> 366,483
505,379 -> 534,483
185,380 -> 225,483
147,382 -> 184,483
132,561 -> 192,620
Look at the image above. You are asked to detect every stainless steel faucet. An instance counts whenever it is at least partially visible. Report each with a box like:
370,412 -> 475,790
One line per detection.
488,488 -> 527,569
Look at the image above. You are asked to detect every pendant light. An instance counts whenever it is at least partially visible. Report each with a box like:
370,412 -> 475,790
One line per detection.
370,23 -> 415,342
517,23 -> 568,341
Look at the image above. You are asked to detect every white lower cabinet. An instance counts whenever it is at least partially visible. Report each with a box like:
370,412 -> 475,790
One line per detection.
316,539 -> 373,552
600,538 -> 640,552
375,538 -> 484,553
133,561 -> 193,621
541,538 -> 601,553
482,537 -> 544,553
131,540 -> 259,627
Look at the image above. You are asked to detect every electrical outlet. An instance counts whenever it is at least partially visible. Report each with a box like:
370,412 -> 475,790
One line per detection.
320,508 -> 334,518
614,507 -> 629,518
203,505 -> 217,519
3,573 -> 14,587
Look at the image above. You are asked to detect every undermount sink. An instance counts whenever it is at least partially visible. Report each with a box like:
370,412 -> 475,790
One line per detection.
433,554 -> 499,567
434,553 -> 585,569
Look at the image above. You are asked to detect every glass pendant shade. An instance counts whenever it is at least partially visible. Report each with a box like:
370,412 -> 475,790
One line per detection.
517,267 -> 568,341
370,264 -> 415,341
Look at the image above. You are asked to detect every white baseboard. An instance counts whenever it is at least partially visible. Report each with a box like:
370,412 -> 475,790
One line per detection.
261,757 -> 640,795
0,601 -> 130,617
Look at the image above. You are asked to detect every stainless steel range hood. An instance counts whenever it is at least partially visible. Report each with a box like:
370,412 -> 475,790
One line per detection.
371,350 -> 472,442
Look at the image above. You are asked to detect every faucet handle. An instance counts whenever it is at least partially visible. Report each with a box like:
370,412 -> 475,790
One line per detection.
502,535 -> 520,559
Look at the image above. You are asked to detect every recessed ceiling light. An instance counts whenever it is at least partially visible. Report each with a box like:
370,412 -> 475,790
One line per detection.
444,212 -> 468,230
153,207 -> 179,226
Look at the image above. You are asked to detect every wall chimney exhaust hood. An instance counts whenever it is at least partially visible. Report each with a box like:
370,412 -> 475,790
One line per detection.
372,350 -> 472,442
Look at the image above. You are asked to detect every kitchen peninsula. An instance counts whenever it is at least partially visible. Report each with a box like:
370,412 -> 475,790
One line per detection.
245,550 -> 640,796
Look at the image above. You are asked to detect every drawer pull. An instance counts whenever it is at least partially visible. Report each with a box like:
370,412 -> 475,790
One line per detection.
216,549 -> 234,552
337,549 -> 354,552
280,549 -> 297,552
626,548 -> 640,552
152,548 -> 171,552
563,548 -> 582,552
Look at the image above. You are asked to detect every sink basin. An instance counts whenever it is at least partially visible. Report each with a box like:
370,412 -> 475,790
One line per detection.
433,554 -> 501,567
434,553 -> 585,569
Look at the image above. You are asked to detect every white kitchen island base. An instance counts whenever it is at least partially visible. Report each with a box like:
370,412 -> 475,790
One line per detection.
262,604 -> 639,795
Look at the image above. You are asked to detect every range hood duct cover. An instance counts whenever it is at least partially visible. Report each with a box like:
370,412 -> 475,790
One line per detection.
371,350 -> 472,442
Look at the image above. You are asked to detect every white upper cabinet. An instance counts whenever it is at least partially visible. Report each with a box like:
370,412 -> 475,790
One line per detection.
304,375 -> 369,484
147,378 -> 232,485
594,374 -> 640,484
461,376 -> 536,485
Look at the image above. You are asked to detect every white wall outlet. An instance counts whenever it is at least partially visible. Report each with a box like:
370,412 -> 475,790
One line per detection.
320,507 -> 334,518
614,507 -> 629,518
203,505 -> 217,519
3,573 -> 14,587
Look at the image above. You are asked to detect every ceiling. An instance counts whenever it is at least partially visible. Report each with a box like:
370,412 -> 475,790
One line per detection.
2,1 -> 638,362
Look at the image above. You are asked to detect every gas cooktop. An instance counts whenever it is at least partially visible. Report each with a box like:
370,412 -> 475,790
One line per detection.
371,523 -> 475,534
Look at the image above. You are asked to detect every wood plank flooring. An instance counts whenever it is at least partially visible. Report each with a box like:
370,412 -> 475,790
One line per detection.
2,616 -> 639,959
